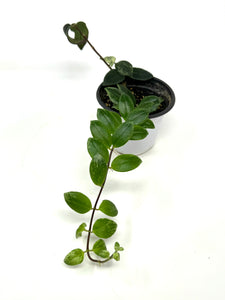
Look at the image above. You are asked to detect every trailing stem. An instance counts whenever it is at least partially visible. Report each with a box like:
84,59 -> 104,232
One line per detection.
86,147 -> 114,263
73,24 -> 112,70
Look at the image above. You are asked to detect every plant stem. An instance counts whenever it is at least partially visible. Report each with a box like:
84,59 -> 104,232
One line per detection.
74,24 -> 112,70
86,147 -> 114,263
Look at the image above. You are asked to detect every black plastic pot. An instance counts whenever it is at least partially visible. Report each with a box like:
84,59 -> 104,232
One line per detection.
96,77 -> 175,119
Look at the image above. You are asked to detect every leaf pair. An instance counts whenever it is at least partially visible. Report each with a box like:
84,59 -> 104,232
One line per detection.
64,192 -> 118,215
103,60 -> 153,86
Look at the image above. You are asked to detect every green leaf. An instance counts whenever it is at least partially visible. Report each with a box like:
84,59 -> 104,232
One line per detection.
90,120 -> 112,148
126,108 -> 149,125
117,84 -> 136,105
99,200 -> 118,217
130,125 -> 148,140
87,138 -> 109,163
112,122 -> 133,148
63,22 -> 89,50
92,218 -> 117,239
138,95 -> 164,113
76,223 -> 87,238
92,239 -> 110,258
105,87 -> 121,108
114,242 -> 124,252
64,192 -> 92,214
113,252 -> 120,261
97,108 -> 122,134
64,249 -> 84,266
104,56 -> 116,67
131,67 -> 153,81
111,154 -> 142,172
118,94 -> 134,120
103,70 -> 125,86
89,154 -> 108,186
140,119 -> 155,129
115,60 -> 133,76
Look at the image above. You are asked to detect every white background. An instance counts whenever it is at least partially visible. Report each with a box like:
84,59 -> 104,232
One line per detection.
0,0 -> 225,299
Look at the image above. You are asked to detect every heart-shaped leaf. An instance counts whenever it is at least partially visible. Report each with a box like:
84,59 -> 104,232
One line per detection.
104,56 -> 116,67
131,68 -> 153,81
115,60 -> 133,76
99,200 -> 118,217
103,70 -> 125,86
111,154 -> 142,172
64,248 -> 84,266
64,192 -> 92,214
89,154 -> 108,186
92,218 -> 117,239
113,252 -> 120,261
112,122 -> 133,148
63,22 -> 89,50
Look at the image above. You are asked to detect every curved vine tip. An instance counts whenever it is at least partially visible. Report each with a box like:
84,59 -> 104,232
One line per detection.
63,22 -> 89,50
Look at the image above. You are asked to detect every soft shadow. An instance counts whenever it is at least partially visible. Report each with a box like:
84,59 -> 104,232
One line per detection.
46,61 -> 91,79
56,209 -> 84,224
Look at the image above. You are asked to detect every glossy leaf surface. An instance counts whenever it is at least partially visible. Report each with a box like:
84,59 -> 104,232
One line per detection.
115,60 -> 133,76
131,67 -> 153,81
112,122 -> 133,148
89,154 -> 108,186
103,70 -> 125,86
63,22 -> 88,50
99,200 -> 118,217
105,87 -> 121,108
111,154 -> 142,172
97,109 -> 122,134
90,120 -> 112,148
87,138 -> 109,163
126,108 -> 149,125
130,125 -> 148,140
140,119 -> 155,129
64,192 -> 92,214
92,218 -> 117,239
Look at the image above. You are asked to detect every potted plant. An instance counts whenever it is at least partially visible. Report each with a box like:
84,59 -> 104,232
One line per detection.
62,22 -> 175,266
63,21 -> 175,155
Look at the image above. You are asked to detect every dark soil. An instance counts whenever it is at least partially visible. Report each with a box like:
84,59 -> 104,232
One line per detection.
100,85 -> 167,116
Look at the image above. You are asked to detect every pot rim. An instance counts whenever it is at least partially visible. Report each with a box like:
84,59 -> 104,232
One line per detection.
96,77 -> 175,119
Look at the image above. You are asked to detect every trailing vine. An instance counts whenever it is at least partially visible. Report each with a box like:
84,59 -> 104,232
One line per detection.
63,22 -> 163,266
